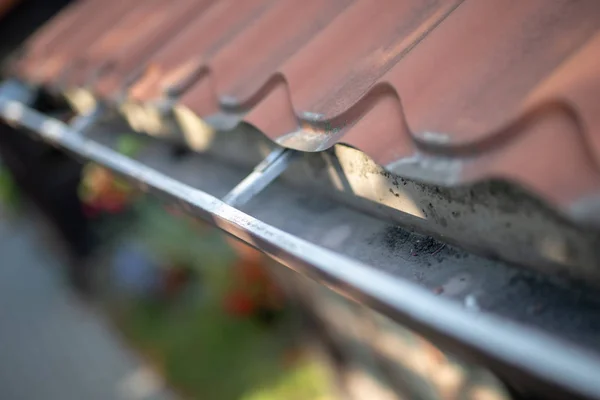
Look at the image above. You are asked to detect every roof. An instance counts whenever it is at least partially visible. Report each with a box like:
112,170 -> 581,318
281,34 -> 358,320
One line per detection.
11,0 -> 600,225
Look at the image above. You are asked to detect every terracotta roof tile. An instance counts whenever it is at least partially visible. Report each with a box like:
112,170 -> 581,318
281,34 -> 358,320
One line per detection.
18,0 -> 142,85
10,0 -> 600,223
128,0 -> 274,101
178,0 -> 354,117
90,0 -> 217,97
13,0 -> 97,79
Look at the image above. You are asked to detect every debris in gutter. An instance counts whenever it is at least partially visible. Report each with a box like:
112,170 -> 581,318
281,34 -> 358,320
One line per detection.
431,244 -> 446,256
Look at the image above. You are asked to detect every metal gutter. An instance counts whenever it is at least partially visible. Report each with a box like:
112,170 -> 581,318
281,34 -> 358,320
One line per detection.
119,100 -> 600,287
1,94 -> 600,399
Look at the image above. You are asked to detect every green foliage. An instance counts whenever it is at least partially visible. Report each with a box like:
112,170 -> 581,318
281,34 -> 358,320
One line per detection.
132,199 -> 234,286
0,167 -> 20,211
116,134 -> 144,158
117,293 -> 330,399
110,199 -> 332,400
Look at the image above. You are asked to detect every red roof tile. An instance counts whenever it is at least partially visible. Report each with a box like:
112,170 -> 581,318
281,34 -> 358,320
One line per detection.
11,0 -> 600,223
129,0 -> 277,101
17,0 -> 142,84
88,0 -> 218,97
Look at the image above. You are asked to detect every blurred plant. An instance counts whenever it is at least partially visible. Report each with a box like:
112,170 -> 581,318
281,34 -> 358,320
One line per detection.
112,242 -> 162,298
223,240 -> 286,323
102,199 -> 329,400
78,163 -> 137,216
116,134 -> 144,158
0,165 -> 20,212
112,241 -> 198,302
78,134 -> 144,217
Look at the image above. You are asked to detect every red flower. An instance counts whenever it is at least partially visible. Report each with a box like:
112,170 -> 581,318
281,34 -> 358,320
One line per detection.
99,190 -> 127,214
235,260 -> 268,285
82,203 -> 100,218
223,291 -> 256,317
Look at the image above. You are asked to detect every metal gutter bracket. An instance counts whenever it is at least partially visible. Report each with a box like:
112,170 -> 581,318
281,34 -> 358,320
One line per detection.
68,104 -> 105,135
222,147 -> 295,208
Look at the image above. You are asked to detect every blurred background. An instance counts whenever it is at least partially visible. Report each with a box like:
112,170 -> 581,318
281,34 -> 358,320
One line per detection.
0,153 -> 338,400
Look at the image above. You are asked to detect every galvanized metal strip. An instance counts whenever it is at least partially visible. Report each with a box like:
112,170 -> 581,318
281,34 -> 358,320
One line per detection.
222,147 -> 295,207
0,97 -> 599,399
69,104 -> 105,134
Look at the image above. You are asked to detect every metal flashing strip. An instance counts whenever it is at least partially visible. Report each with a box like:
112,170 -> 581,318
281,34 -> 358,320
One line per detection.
1,96 -> 600,399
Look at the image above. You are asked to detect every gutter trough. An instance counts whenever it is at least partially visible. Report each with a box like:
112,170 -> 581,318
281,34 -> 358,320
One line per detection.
1,83 -> 600,399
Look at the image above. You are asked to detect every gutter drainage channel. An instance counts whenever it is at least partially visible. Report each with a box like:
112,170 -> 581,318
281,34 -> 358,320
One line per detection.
0,82 -> 599,400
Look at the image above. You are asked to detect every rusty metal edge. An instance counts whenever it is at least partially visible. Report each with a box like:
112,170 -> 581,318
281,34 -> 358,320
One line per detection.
1,93 -> 600,399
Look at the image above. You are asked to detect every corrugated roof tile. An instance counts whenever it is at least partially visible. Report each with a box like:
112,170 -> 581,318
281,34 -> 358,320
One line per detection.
91,0 -> 217,97
19,0 -> 142,85
129,0 -> 273,101
9,0 -> 600,222
179,0 -> 354,117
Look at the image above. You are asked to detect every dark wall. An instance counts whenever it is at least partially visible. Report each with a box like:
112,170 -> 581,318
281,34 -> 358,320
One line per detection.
0,0 -> 73,63
0,0 -> 95,293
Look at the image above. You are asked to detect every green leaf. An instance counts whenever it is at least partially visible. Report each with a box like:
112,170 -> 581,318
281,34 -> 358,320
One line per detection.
117,134 -> 144,157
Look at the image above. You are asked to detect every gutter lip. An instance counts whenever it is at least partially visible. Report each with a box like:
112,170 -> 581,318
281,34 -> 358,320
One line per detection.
1,96 -> 600,400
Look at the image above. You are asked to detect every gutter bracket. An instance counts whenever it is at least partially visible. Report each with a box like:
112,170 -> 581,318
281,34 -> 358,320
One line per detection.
69,104 -> 105,135
222,147 -> 295,208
